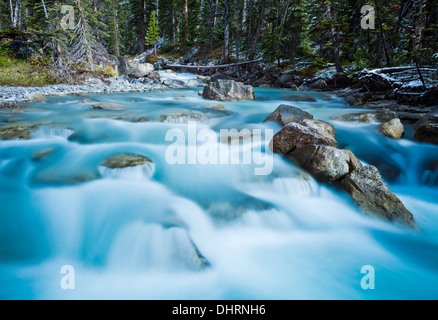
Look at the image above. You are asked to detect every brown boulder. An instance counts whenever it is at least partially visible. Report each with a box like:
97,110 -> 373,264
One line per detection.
290,145 -> 363,182
378,118 -> 404,139
264,104 -> 313,126
272,122 -> 338,154
341,166 -> 416,228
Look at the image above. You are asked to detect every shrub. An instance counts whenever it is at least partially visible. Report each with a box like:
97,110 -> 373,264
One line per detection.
94,65 -> 117,78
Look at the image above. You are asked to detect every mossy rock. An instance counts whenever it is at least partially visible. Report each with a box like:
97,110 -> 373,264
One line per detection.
100,153 -> 153,169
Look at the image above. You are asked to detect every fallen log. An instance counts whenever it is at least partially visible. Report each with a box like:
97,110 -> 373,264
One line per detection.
165,59 -> 262,70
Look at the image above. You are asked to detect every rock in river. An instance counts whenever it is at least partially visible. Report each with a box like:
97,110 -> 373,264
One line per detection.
413,110 -> 438,145
333,110 -> 397,123
202,79 -> 255,102
264,104 -> 314,126
89,102 -> 127,110
290,145 -> 362,182
272,122 -> 338,154
100,153 -> 153,169
378,118 -> 404,139
341,165 -> 416,228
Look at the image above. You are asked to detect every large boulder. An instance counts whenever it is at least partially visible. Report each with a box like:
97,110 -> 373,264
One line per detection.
290,145 -> 363,182
128,63 -> 154,78
272,122 -> 338,154
413,110 -> 438,145
296,118 -> 336,141
341,166 -> 416,228
202,79 -> 255,102
378,118 -> 404,139
264,104 -> 313,126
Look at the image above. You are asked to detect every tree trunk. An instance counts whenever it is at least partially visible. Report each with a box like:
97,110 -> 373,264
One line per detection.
112,0 -> 120,56
184,0 -> 189,41
374,0 -> 391,66
139,0 -> 146,52
223,0 -> 230,63
326,2 -> 343,73
249,0 -> 266,60
76,0 -> 93,68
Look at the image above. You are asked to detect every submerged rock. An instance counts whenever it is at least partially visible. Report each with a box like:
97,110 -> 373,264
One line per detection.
264,104 -> 314,126
100,153 -> 153,169
284,94 -> 317,102
413,110 -> 438,145
159,111 -> 208,123
272,122 -> 338,154
202,79 -> 255,102
0,123 -> 38,140
32,148 -> 56,161
28,94 -> 47,102
333,110 -> 397,123
188,79 -> 204,87
341,166 -> 416,228
204,104 -> 227,111
378,118 -> 404,139
89,102 -> 127,110
290,145 -> 362,182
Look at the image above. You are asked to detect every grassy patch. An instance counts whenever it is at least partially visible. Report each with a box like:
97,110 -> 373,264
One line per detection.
0,55 -> 58,87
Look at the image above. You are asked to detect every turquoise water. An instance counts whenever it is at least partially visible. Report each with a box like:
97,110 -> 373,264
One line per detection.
0,77 -> 437,299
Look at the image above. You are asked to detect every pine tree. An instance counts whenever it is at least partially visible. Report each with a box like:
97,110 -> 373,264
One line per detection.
146,10 -> 160,55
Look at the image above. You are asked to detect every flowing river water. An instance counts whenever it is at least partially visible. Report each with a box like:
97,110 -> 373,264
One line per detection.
0,73 -> 437,299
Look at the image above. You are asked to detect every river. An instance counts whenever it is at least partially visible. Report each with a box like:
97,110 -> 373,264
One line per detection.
0,73 -> 437,299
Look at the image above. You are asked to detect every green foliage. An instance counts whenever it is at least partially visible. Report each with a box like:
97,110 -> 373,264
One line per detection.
94,65 -> 117,77
0,55 -> 58,87
146,11 -> 160,48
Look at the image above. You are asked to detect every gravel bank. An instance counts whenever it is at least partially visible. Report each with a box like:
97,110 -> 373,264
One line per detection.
0,76 -> 175,103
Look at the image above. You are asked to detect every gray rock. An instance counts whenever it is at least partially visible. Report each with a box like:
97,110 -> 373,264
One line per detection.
162,79 -> 189,89
296,118 -> 336,141
202,79 -> 255,102
264,104 -> 314,126
413,110 -> 438,145
272,122 -> 338,154
309,79 -> 328,90
100,153 -> 153,169
341,166 -> 416,228
129,63 -> 154,77
290,145 -> 363,182
378,118 -> 404,139
89,102 -> 127,110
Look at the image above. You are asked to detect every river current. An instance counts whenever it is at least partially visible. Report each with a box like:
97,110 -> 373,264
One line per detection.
0,73 -> 437,299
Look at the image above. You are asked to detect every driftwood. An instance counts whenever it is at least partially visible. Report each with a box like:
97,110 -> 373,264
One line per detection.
165,59 -> 262,70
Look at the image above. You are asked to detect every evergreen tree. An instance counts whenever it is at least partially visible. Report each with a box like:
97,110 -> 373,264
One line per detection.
146,10 -> 160,55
